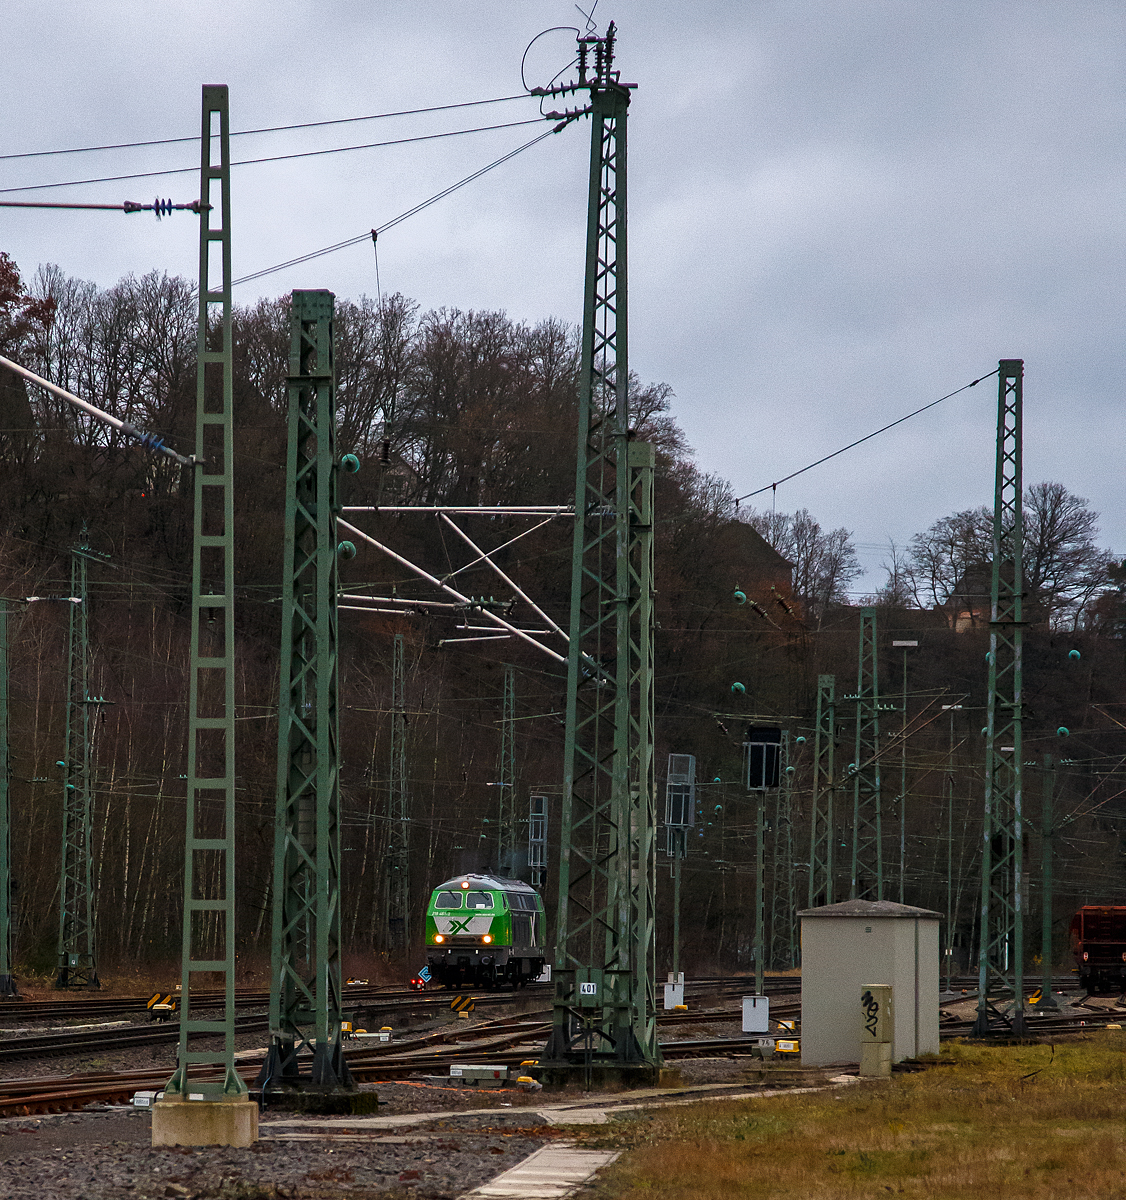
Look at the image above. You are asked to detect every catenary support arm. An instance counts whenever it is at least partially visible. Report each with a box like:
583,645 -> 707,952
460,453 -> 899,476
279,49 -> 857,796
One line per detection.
0,354 -> 195,467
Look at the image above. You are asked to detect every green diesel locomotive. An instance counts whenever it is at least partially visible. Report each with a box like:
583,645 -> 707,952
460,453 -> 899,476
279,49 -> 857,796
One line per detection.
424,873 -> 547,989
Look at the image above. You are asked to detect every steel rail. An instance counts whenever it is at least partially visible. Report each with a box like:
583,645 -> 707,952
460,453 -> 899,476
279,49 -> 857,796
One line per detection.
2,999 -> 1113,1118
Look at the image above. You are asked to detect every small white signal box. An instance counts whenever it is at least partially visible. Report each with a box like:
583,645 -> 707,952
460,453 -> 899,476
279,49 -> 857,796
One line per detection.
664,972 -> 685,1009
742,994 -> 770,1034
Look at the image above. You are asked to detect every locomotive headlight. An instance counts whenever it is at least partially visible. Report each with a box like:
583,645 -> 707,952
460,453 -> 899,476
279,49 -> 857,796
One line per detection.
435,934 -> 445,943
482,935 -> 493,944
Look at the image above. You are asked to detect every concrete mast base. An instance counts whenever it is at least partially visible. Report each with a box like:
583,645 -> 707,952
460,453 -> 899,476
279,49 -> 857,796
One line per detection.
151,1093 -> 258,1147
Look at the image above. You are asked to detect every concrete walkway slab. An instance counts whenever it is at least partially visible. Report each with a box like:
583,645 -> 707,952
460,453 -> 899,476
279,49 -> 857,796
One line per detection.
461,1143 -> 619,1198
261,1075 -> 860,1135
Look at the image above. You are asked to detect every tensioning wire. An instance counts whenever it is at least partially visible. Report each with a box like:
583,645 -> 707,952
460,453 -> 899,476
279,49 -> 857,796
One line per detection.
733,369 -> 1000,505
0,117 -> 549,196
231,124 -> 561,288
0,94 -> 537,162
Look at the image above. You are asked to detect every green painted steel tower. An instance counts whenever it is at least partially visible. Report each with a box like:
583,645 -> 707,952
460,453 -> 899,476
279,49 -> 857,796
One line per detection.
974,360 -> 1027,1037
497,664 -> 517,871
165,85 -> 245,1101
260,290 -> 353,1091
55,539 -> 101,989
808,674 -> 836,907
542,25 -> 661,1082
849,608 -> 882,900
386,632 -> 410,954
0,601 -> 14,995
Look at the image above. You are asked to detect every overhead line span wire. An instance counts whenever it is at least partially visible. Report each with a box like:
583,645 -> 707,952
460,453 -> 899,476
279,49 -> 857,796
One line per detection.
231,124 -> 563,288
733,369 -> 1000,505
0,94 -> 538,161
0,117 -> 550,196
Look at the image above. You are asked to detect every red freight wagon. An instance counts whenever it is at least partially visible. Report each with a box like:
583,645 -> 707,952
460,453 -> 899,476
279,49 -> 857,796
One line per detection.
1070,906 -> 1126,995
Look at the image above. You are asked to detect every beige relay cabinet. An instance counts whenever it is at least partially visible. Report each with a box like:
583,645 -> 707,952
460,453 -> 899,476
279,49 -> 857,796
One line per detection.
798,899 -> 941,1067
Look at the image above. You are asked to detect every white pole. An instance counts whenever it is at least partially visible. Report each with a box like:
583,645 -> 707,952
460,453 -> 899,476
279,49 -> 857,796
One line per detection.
0,354 -> 195,467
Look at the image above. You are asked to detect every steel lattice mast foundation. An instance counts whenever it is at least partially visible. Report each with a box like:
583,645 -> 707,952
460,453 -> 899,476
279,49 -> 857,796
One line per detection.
974,360 -> 1027,1036
807,674 -> 836,907
497,663 -> 517,871
387,632 -> 410,954
849,607 -> 882,900
259,290 -> 353,1093
541,24 -> 661,1085
160,85 -> 250,1125
55,538 -> 101,989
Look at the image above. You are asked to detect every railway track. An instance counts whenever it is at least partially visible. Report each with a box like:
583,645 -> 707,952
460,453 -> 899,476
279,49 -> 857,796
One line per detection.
0,977 -> 798,1067
0,983 -> 494,1023
1,1010 -> 1115,1119
0,990 -> 542,1065
0,1014 -> 269,1065
0,974 -> 786,1034
0,973 -> 784,1018
0,992 -> 798,1116
939,1007 -> 1126,1038
18,977 -> 1114,1119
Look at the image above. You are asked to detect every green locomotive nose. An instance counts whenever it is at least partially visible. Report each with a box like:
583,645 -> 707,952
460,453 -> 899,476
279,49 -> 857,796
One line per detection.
423,873 -> 547,990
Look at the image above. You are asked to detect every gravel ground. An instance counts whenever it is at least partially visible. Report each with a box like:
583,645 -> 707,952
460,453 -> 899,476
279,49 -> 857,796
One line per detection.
0,1105 -> 561,1199
352,1081 -> 549,1117
0,999 -> 787,1197
0,1048 -> 780,1199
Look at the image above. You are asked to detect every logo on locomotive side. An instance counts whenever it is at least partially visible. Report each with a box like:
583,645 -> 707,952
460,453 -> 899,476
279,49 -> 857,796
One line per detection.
435,913 -> 494,937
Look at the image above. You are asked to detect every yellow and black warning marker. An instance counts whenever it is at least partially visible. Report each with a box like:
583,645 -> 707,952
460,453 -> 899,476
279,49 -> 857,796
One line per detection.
450,995 -> 476,1014
147,993 -> 177,1021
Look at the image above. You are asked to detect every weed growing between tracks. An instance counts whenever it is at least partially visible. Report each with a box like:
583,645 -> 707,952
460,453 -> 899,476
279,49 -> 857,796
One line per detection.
582,1034 -> 1126,1199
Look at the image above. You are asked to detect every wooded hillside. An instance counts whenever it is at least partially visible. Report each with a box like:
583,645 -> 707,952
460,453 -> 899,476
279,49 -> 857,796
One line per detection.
1,254 -> 1124,980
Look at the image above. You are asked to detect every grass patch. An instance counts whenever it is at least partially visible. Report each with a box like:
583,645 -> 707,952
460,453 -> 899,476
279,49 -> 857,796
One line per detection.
583,1035 -> 1126,1199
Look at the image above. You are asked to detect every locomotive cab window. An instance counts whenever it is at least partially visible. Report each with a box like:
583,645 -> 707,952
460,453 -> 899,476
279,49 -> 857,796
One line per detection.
434,890 -> 463,909
465,891 -> 493,910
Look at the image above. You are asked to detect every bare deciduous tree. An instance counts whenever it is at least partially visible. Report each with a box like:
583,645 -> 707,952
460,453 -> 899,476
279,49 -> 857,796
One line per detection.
741,506 -> 861,620
1024,481 -> 1115,629
892,483 -> 1115,630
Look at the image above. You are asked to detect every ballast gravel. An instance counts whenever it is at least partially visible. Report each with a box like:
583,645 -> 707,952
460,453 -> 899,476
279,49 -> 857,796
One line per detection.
0,997 -> 803,1196
0,1105 -> 562,1200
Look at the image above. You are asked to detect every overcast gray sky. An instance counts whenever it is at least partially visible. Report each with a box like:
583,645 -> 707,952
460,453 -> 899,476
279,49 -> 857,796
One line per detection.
4,1 -> 1123,590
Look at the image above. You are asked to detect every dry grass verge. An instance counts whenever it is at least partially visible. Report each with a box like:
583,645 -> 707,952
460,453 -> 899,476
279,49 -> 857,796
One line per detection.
583,1035 -> 1126,1199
